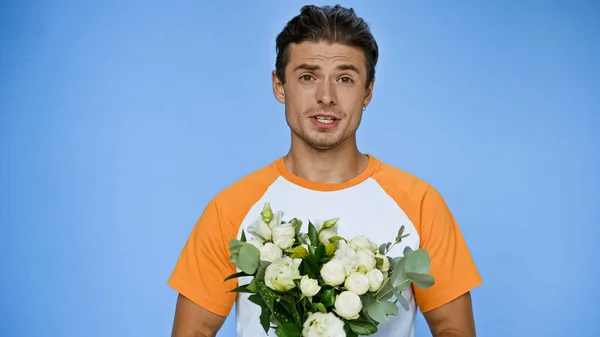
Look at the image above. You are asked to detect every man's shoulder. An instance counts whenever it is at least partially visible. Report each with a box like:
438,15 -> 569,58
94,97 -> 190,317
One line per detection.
372,157 -> 433,197
211,159 -> 281,211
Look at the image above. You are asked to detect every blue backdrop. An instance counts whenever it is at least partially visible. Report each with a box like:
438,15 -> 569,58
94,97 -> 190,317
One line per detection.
1,1 -> 598,336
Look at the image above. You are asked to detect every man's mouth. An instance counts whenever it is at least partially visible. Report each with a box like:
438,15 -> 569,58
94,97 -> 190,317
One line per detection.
314,116 -> 337,124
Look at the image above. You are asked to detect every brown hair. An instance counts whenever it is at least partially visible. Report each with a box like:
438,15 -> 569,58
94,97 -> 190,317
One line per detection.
275,5 -> 379,88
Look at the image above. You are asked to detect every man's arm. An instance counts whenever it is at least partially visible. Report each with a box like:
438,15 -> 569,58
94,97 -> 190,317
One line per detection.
171,294 -> 227,337
422,292 -> 476,337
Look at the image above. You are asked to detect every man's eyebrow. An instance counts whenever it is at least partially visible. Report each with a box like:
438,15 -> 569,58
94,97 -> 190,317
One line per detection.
293,63 -> 360,73
294,63 -> 320,72
336,64 -> 360,73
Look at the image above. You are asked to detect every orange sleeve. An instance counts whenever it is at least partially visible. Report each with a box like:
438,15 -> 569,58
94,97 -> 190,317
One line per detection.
412,186 -> 483,313
167,198 -> 238,317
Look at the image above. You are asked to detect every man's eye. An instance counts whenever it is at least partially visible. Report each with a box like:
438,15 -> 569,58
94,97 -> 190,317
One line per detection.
300,75 -> 314,81
339,76 -> 353,83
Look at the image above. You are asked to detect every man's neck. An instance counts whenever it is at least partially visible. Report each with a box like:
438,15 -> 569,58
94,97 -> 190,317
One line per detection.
283,139 -> 370,185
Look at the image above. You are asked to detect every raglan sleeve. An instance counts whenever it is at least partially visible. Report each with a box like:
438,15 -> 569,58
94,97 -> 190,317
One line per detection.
167,198 -> 238,317
412,185 -> 483,313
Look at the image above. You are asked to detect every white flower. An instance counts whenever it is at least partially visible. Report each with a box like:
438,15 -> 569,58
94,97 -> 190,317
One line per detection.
264,256 -> 301,292
344,272 -> 370,295
259,242 -> 282,262
356,249 -> 376,273
248,218 -> 272,241
320,259 -> 346,286
247,238 -> 264,249
247,210 -> 284,242
366,269 -> 384,292
315,221 -> 338,245
302,312 -> 345,337
300,275 -> 321,297
333,241 -> 358,276
272,222 -> 296,249
375,253 -> 390,272
334,291 -> 362,320
349,236 -> 378,252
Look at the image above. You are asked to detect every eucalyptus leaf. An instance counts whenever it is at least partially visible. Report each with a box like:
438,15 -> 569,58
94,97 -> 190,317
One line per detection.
395,226 -> 406,243
404,249 -> 430,274
406,272 -> 435,288
396,291 -> 409,311
378,243 -> 387,255
403,246 -> 413,256
365,301 -> 388,323
237,244 -> 261,274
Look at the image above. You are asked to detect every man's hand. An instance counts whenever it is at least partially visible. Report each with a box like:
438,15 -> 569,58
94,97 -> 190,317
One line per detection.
171,294 -> 227,337
422,292 -> 477,337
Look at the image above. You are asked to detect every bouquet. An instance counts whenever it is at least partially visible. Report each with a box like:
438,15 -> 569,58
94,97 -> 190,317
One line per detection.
225,202 -> 435,337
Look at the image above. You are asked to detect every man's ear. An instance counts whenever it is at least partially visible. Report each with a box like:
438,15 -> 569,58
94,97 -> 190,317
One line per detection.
272,70 -> 286,104
363,75 -> 375,108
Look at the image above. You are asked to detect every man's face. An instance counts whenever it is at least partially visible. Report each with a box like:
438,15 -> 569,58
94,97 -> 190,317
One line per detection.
272,41 -> 374,151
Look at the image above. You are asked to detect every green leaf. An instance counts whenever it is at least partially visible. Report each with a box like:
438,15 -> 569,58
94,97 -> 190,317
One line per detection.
279,295 -> 302,326
255,261 -> 271,281
403,246 -> 413,256
224,271 -> 250,282
289,218 -> 303,235
297,233 -> 310,245
374,278 -> 393,302
365,301 -> 387,323
240,230 -> 247,242
259,307 -> 271,334
256,281 -> 278,312
345,323 -> 359,337
228,284 -> 255,293
390,257 -> 408,290
314,244 -> 326,262
248,294 -> 266,308
308,222 -> 319,247
365,300 -> 399,323
321,288 -> 335,307
237,244 -> 261,274
348,320 -> 378,335
311,302 -> 326,313
272,302 -> 295,326
395,226 -> 406,243
275,323 -> 301,337
300,256 -> 318,278
406,272 -> 435,288
404,248 -> 430,274
395,289 -> 409,311
321,217 -> 339,229
378,243 -> 387,255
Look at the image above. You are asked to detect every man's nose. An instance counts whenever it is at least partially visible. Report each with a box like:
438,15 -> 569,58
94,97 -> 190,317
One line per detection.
316,81 -> 337,105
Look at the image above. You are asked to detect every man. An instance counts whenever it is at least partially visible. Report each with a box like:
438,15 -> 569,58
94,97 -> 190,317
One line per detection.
168,4 -> 482,337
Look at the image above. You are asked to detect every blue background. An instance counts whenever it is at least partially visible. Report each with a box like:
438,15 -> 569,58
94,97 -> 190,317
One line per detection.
1,1 -> 598,336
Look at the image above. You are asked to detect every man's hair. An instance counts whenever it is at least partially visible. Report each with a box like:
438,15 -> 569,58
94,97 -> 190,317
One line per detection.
275,4 -> 379,88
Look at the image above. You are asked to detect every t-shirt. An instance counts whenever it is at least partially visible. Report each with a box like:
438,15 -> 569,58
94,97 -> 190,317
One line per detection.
168,154 -> 482,337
